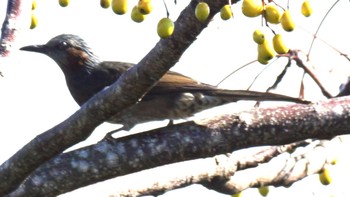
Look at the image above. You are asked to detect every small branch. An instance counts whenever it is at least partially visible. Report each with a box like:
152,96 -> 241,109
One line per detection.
292,50 -> 333,98
203,138 -> 338,194
266,57 -> 292,92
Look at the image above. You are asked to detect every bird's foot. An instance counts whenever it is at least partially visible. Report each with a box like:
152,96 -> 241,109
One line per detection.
103,127 -> 125,141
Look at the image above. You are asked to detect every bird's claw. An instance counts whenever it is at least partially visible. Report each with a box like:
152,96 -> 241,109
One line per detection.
103,126 -> 125,141
104,132 -> 115,141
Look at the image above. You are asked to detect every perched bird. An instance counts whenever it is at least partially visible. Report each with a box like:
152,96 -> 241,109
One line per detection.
21,34 -> 309,137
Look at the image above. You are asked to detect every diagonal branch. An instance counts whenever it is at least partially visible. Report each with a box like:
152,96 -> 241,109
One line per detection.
7,96 -> 350,196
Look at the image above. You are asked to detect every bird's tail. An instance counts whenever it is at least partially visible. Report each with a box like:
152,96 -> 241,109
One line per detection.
203,89 -> 310,104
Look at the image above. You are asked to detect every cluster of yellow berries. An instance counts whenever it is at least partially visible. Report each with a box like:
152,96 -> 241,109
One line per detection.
242,0 -> 312,30
106,0 -> 175,39
30,0 -> 38,29
107,0 -> 174,38
109,0 -> 153,22
195,2 -> 234,22
30,0 -> 69,29
253,30 -> 289,64
29,0 -> 313,54
241,0 -> 313,64
107,1 -> 234,38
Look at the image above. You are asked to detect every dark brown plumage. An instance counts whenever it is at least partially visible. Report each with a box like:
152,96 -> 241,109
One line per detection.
20,34 -> 309,136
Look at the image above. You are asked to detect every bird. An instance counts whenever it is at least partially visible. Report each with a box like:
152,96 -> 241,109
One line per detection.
20,34 -> 309,138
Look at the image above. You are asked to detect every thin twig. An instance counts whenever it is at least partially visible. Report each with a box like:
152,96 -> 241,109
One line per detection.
307,0 -> 340,60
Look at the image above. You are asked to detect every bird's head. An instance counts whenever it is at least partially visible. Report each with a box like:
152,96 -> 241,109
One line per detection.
20,34 -> 101,75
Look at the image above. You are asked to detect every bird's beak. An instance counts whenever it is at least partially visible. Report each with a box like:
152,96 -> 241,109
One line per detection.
20,44 -> 47,54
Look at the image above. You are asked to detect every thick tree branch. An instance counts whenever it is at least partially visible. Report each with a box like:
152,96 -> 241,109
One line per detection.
0,0 -> 234,195
7,96 -> 350,196
0,0 -> 31,57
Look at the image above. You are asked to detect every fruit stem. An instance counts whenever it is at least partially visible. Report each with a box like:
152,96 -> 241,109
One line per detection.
162,0 -> 170,18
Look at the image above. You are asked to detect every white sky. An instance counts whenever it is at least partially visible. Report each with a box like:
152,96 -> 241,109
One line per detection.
1,0 -> 350,196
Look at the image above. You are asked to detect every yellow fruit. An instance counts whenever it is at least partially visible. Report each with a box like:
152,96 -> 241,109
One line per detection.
112,0 -> 128,15
301,0 -> 313,17
100,0 -> 111,8
220,5 -> 233,20
30,12 -> 38,29
257,52 -> 269,65
272,34 -> 289,54
232,191 -> 243,197
138,0 -> 153,15
330,158 -> 337,165
319,167 -> 332,185
157,18 -> 174,38
253,29 -> 265,44
32,0 -> 37,10
281,10 -> 295,32
258,186 -> 269,196
59,0 -> 69,7
131,5 -> 146,23
258,40 -> 275,64
242,0 -> 263,17
195,2 -> 210,22
265,4 -> 281,24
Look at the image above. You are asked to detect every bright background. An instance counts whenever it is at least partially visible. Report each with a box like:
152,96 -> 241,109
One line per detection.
1,0 -> 350,196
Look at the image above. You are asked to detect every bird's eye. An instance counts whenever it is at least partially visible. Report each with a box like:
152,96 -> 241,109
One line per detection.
58,41 -> 69,49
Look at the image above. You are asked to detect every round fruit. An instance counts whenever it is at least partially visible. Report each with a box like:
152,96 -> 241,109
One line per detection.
242,0 -> 263,17
258,186 -> 269,196
220,4 -> 233,20
112,0 -> 128,15
195,2 -> 210,22
157,18 -> 175,38
281,10 -> 295,32
301,0 -> 313,17
59,0 -> 69,7
100,0 -> 111,8
319,167 -> 332,185
253,29 -> 265,44
131,5 -> 146,23
32,0 -> 37,10
30,12 -> 38,29
273,34 -> 289,54
138,0 -> 153,15
265,4 -> 281,24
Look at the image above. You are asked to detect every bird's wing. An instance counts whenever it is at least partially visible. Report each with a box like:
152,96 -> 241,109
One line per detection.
100,61 -> 134,73
101,61 -> 216,94
151,70 -> 216,94
100,61 -> 309,104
